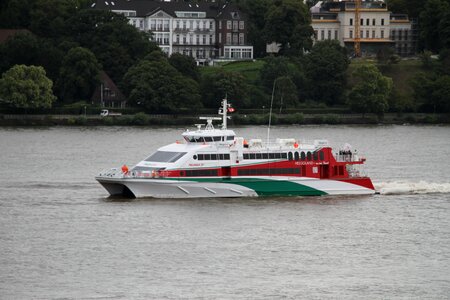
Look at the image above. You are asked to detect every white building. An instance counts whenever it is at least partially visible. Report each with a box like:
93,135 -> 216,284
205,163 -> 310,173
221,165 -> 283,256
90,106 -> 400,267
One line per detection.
93,0 -> 253,64
311,1 -> 415,56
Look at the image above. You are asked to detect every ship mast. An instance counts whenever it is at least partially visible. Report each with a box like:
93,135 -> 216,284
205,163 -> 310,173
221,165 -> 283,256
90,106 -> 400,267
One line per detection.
219,98 -> 228,130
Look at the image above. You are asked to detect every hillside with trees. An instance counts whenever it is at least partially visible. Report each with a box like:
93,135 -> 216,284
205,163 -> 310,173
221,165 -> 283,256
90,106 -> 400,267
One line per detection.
0,0 -> 449,120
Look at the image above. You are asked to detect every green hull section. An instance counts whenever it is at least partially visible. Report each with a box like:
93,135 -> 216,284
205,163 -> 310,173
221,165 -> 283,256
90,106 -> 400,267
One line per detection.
165,177 -> 327,196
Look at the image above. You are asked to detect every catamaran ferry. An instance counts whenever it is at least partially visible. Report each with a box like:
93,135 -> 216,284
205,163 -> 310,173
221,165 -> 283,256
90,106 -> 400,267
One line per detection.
96,99 -> 375,198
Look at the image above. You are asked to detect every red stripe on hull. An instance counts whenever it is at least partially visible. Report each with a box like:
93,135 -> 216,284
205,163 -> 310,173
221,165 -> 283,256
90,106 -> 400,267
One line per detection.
338,178 -> 375,190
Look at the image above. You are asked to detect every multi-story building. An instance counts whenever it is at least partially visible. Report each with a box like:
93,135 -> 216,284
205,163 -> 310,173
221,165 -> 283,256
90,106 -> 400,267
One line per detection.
310,1 -> 415,57
92,0 -> 253,64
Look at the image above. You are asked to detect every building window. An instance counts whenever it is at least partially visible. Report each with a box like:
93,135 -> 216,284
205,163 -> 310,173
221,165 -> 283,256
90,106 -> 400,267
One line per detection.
203,35 -> 206,44
183,35 -> 186,44
360,18 -> 363,25
381,18 -> 385,26
372,30 -> 376,38
219,20 -> 222,30
233,21 -> 238,30
404,30 -> 408,41
335,30 -> 338,40
328,30 -> 331,39
349,30 -> 353,39
350,18 -> 353,26
314,30 -> 318,40
381,30 -> 384,38
366,19 -> 369,26
219,32 -> 222,43
398,30 -> 402,40
227,21 -> 232,29
239,33 -> 244,45
233,33 -> 238,44
373,18 -> 376,26
239,21 -> 244,30
210,35 -> 214,44
321,30 -> 324,40
360,30 -> 363,38
226,33 -> 231,44
366,30 -> 369,39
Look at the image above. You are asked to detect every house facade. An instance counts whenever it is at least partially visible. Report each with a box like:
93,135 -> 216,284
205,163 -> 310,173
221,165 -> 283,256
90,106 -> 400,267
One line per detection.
92,0 -> 253,64
310,1 -> 415,57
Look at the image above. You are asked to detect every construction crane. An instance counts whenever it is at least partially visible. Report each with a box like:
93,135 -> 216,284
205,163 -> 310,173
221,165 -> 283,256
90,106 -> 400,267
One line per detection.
354,0 -> 362,57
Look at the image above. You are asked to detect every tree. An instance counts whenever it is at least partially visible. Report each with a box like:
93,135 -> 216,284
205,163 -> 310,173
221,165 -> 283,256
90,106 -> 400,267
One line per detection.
274,76 -> 299,112
263,0 -> 313,55
0,0 -> 32,28
30,0 -> 79,38
260,56 -> 306,101
122,57 -> 201,113
411,73 -> 450,113
169,53 -> 200,81
420,0 -> 450,53
56,47 -> 101,103
347,64 -> 393,117
200,70 -> 250,109
305,40 -> 349,105
0,65 -> 56,109
238,0 -> 272,57
64,10 -> 160,84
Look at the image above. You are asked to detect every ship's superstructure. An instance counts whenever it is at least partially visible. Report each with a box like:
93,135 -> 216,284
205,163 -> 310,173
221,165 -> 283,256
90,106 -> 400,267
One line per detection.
96,100 -> 375,198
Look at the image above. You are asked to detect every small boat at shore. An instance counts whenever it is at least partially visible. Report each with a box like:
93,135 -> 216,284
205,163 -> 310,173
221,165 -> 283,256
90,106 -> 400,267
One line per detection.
96,99 -> 375,198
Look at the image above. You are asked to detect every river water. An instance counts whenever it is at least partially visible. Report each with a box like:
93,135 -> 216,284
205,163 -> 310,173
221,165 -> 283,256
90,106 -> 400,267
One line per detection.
0,125 -> 449,299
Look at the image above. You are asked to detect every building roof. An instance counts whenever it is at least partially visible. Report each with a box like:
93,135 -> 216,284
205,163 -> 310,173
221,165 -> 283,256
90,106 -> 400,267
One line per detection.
0,29 -> 32,44
91,71 -> 126,102
92,0 -> 243,19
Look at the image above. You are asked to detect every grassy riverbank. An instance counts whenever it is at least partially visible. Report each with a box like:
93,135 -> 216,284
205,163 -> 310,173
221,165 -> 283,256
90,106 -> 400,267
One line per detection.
1,112 -> 449,126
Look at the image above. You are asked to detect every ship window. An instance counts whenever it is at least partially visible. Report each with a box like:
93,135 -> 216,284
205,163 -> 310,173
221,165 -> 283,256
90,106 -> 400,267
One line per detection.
204,137 -> 213,142
193,155 -> 197,160
255,153 -> 262,159
210,154 -> 217,160
218,154 -> 223,160
250,153 -> 256,159
145,151 -> 187,162
186,169 -> 218,177
243,153 -> 249,159
294,152 -> 299,160
288,152 -> 293,160
307,152 -> 312,161
313,152 -> 319,161
180,171 -> 185,176
198,154 -> 204,160
227,136 -> 234,141
319,151 -> 324,160
204,154 -> 211,160
301,151 -> 306,161
262,153 -> 269,159
224,154 -> 230,160
281,153 -> 287,159
213,136 -> 221,141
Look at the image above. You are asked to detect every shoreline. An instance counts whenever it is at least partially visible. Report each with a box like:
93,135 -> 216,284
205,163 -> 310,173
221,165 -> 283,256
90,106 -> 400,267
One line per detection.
1,113 -> 449,126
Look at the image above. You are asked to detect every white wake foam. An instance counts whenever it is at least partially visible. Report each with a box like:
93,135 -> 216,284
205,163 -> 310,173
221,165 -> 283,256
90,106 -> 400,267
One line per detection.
375,181 -> 450,195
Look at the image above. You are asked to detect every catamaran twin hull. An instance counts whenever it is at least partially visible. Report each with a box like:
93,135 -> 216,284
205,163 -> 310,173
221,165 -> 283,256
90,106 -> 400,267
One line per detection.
96,176 -> 375,198
96,99 -> 375,199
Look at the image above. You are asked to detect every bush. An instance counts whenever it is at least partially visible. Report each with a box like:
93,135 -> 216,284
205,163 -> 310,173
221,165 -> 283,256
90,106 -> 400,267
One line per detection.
132,112 -> 150,125
321,114 -> 340,124
284,113 -> 304,124
75,116 -> 87,125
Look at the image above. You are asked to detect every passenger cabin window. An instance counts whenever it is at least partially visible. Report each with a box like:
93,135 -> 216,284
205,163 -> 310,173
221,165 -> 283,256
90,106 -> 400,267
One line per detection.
145,151 -> 187,162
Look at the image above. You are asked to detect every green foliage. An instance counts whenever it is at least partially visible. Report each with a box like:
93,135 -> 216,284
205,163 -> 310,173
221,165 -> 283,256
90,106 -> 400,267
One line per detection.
263,0 -> 313,55
201,70 -> 250,109
347,64 -> 393,116
30,0 -> 78,38
169,53 -> 200,81
64,10 -> 160,84
0,0 -> 32,28
305,40 -> 349,105
132,112 -> 150,125
419,51 -> 434,68
237,0 -> 272,57
0,65 -> 56,109
56,47 -> 101,103
411,71 -> 450,113
122,56 -> 202,113
420,0 -> 450,53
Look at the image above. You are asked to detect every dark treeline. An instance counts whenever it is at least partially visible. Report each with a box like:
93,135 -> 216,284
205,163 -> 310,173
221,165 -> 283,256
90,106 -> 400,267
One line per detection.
0,0 -> 449,115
